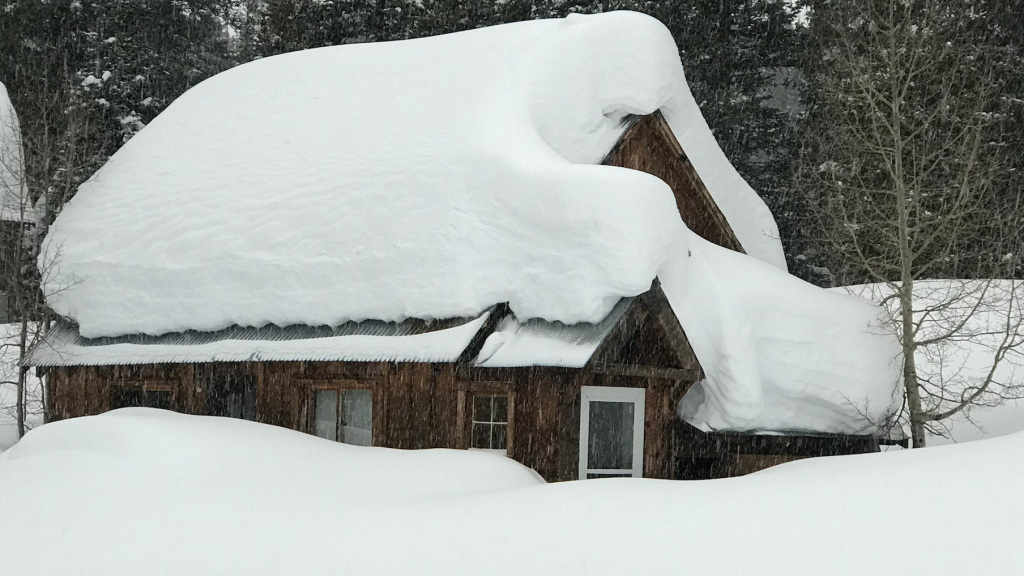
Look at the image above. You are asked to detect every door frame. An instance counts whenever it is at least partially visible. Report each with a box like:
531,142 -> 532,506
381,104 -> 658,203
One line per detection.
578,386 -> 646,479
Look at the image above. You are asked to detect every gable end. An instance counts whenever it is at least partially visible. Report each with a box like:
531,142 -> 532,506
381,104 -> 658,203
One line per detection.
603,111 -> 745,254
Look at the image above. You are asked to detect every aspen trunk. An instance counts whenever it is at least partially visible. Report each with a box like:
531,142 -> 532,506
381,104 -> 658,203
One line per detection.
900,280 -> 926,447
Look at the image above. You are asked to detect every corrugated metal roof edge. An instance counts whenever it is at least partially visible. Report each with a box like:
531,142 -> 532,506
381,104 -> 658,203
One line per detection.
26,296 -> 641,369
26,349 -> 471,367
24,312 -> 491,367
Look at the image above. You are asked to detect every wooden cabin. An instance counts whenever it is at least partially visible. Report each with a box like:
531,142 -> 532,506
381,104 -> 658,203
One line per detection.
28,112 -> 878,481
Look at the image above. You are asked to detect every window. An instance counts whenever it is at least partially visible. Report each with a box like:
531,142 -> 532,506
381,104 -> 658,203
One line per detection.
112,382 -> 171,410
457,384 -> 513,456
470,395 -> 508,452
579,386 -> 645,479
205,371 -> 257,420
313,388 -> 373,446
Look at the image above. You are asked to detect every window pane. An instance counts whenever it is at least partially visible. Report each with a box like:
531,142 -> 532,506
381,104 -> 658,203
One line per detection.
339,389 -> 372,446
112,386 -> 145,409
147,390 -> 171,410
112,386 -> 170,410
472,395 -> 491,422
314,390 -> 338,441
471,422 -> 491,449
492,423 -> 507,450
225,392 -> 244,419
587,401 -> 634,470
243,383 -> 257,420
208,375 -> 257,420
491,396 -> 508,423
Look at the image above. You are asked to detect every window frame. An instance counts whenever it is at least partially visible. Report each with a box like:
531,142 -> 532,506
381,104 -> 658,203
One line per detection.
301,378 -> 382,447
578,385 -> 646,480
110,380 -> 174,411
456,381 -> 514,457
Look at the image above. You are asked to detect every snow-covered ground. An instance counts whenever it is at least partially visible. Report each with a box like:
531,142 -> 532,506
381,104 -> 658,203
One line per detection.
1,409 -> 1022,575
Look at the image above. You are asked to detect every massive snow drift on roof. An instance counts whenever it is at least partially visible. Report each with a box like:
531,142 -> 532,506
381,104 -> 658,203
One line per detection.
41,11 -> 783,338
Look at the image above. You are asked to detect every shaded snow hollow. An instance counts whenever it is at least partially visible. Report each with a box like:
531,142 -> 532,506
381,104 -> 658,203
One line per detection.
2,411 -> 1022,576
42,11 -> 783,339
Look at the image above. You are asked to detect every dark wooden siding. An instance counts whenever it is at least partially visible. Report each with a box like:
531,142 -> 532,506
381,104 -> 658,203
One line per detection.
604,112 -> 745,254
47,360 -> 694,482
45,358 -> 877,481
48,363 -> 199,420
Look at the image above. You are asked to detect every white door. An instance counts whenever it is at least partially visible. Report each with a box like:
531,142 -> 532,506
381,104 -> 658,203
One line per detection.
579,386 -> 645,479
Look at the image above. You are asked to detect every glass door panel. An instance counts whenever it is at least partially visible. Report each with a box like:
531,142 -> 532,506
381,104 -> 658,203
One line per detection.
339,389 -> 373,446
579,386 -> 645,479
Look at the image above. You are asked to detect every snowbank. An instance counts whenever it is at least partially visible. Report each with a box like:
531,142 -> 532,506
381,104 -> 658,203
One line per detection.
41,11 -> 781,338
664,233 -> 902,434
2,411 -> 1022,575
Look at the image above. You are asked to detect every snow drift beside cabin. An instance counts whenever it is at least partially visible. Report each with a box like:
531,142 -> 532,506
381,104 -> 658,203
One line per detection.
41,11 -> 783,338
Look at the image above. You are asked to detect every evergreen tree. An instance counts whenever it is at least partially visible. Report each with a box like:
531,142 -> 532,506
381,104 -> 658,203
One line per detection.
0,0 -> 234,212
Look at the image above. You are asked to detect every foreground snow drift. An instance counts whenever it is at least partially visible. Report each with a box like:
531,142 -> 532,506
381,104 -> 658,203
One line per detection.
42,11 -> 781,338
2,412 -> 1022,575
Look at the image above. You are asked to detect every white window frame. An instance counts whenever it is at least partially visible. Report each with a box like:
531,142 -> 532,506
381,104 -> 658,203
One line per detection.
579,386 -> 645,480
456,383 -> 514,458
469,394 -> 510,456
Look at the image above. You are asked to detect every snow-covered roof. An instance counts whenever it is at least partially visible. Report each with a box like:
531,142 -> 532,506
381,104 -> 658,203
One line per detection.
476,297 -> 634,368
0,82 -> 40,225
41,11 -> 783,340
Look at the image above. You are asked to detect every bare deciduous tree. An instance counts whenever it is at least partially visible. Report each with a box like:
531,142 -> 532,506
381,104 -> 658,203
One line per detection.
1,83 -> 44,440
803,0 -> 1024,446
1,78 -> 94,441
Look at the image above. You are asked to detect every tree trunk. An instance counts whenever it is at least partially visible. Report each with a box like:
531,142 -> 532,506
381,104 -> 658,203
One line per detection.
15,315 -> 28,438
901,281 -> 926,447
